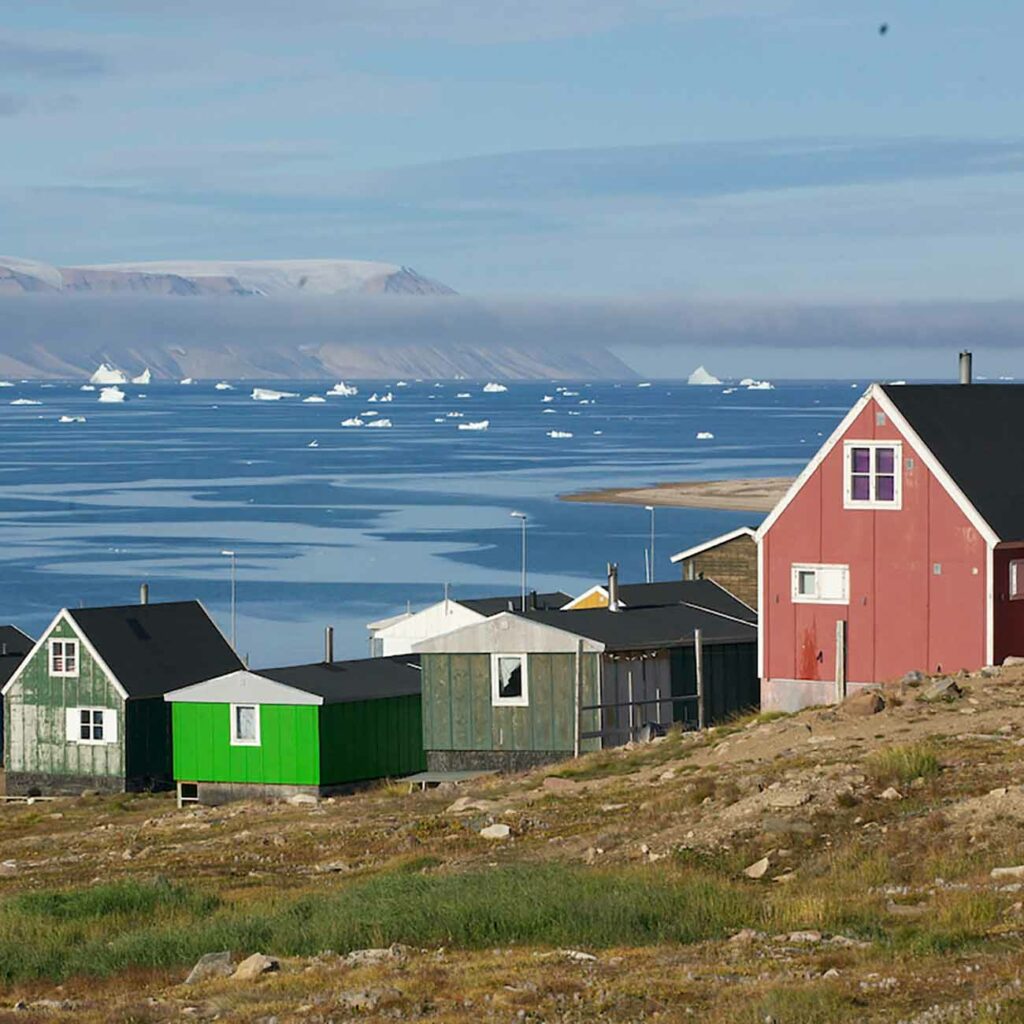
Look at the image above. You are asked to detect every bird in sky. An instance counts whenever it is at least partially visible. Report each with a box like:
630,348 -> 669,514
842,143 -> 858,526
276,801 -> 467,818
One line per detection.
879,22 -> 889,35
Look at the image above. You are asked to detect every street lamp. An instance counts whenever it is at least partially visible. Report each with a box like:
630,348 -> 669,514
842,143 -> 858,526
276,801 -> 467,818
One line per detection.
644,505 -> 656,583
220,550 -> 237,650
509,512 -> 527,611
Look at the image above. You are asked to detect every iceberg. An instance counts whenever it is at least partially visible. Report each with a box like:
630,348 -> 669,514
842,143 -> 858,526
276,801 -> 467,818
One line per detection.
80,384 -> 96,391
132,369 -> 152,385
90,363 -> 128,385
592,430 -> 603,435
542,395 -> 554,402
637,382 -> 652,388
59,415 -> 87,423
746,380 -> 774,390
251,387 -> 298,401
458,420 -> 490,431
455,392 -> 471,399
739,378 -> 755,386
722,387 -> 737,394
327,381 -> 358,397
696,431 -> 715,440
542,408 -> 556,414
214,381 -> 234,391
307,440 -> 319,448
445,411 -> 464,418
378,392 -> 394,402
0,381 -> 13,388
547,430 -> 573,439
98,386 -> 126,403
302,396 -> 327,403
688,365 -> 722,386
367,392 -> 379,402
10,398 -> 41,405
395,381 -> 409,387
341,417 -> 364,427
433,416 -> 445,423
483,382 -> 508,393
561,390 -> 579,397
179,377 -> 195,385
361,410 -> 379,417
365,417 -> 392,428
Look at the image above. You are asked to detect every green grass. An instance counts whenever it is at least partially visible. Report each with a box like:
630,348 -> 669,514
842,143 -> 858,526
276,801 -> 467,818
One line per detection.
0,865 -> 760,983
866,742 -> 941,785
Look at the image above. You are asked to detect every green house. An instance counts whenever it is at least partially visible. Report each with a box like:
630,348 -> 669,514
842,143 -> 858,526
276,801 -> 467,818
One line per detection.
164,655 -> 425,804
414,586 -> 758,772
1,601 -> 242,796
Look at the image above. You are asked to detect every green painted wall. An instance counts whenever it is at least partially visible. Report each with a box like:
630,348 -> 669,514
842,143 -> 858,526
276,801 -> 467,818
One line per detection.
670,642 -> 759,725
318,695 -> 426,784
421,652 -> 600,753
4,616 -> 125,780
171,703 -> 320,786
125,698 -> 173,786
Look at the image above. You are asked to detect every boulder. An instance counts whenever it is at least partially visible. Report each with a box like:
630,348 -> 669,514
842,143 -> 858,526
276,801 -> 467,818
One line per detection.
842,690 -> 885,716
542,776 -> 581,794
560,949 -> 598,962
1003,656 -> 1024,668
787,930 -> 822,943
744,856 -> 771,880
287,793 -> 318,807
338,987 -> 401,1012
991,865 -> 1024,880
479,823 -> 511,840
231,953 -> 279,981
342,945 -> 407,968
445,796 -> 500,815
901,670 -> 926,685
184,951 -> 234,985
728,928 -> 762,944
880,787 -> 903,801
921,676 -> 962,702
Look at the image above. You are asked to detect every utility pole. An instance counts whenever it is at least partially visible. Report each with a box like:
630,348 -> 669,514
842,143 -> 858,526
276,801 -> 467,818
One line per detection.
220,549 -> 237,650
645,505 -> 656,583
510,511 -> 527,610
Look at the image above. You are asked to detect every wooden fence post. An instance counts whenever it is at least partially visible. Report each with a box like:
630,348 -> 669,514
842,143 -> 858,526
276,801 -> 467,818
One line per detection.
574,639 -> 583,757
835,619 -> 847,704
695,628 -> 706,731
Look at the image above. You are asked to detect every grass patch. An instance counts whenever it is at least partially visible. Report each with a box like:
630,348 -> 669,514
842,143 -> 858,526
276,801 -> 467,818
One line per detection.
866,742 -> 940,785
0,864 -> 760,983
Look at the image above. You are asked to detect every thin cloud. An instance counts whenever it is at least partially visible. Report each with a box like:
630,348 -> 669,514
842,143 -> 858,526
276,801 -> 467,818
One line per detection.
0,38 -> 107,79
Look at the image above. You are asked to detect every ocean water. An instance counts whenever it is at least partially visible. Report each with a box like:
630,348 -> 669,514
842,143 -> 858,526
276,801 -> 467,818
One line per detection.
0,377 -> 860,666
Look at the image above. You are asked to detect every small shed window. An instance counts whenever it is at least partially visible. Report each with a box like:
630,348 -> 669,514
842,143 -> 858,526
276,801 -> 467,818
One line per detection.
791,563 -> 850,605
1011,560 -> 1024,600
49,638 -> 79,678
65,706 -> 117,745
844,441 -> 902,510
491,654 -> 529,707
230,704 -> 260,746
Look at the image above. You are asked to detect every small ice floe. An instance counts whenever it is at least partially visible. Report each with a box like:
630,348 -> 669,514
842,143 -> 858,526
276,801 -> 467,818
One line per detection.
696,431 -> 715,440
215,381 -> 234,391
433,382 -> 443,388
378,392 -> 394,402
90,362 -> 128,385
302,395 -> 326,403
80,385 -> 96,391
999,375 -> 1016,381
365,417 -> 392,428
459,420 -> 490,431
179,377 -> 195,385
132,368 -> 152,385
483,382 -> 508,393
98,386 -> 126,403
561,390 -> 579,397
547,430 -> 573,439
445,411 -> 464,418
637,382 -> 652,388
395,380 -> 409,387
568,411 -> 581,416
59,415 -> 87,423
455,392 -> 472,399
307,440 -> 319,448
433,416 -> 445,423
251,387 -> 298,401
722,387 -> 737,394
593,430 -> 603,435
542,395 -> 554,402
542,408 -> 556,414
327,381 -> 358,397
367,392 -> 380,402
745,380 -> 774,390
40,383 -> 55,388
687,365 -> 722,385
11,398 -> 41,405
362,410 -> 379,417
0,381 -> 13,388
579,399 -> 592,405
341,417 -> 364,427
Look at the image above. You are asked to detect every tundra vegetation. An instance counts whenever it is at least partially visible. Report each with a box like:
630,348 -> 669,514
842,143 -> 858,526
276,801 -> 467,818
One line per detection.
3,668 -> 1024,1021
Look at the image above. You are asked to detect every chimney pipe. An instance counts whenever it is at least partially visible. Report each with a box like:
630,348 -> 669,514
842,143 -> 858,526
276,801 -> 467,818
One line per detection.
324,626 -> 334,664
139,582 -> 149,605
607,562 -> 621,612
959,350 -> 972,385
1,642 -> 6,657
529,589 -> 538,611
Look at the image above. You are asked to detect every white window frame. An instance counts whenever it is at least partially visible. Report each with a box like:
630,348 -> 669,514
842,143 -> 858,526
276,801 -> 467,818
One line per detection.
66,706 -> 117,745
843,440 -> 903,510
490,653 -> 529,707
791,563 -> 850,605
230,703 -> 261,746
49,638 -> 80,678
1011,559 -> 1024,601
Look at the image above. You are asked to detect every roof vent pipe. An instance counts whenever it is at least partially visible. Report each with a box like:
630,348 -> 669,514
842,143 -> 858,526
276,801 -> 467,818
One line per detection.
529,590 -> 538,611
139,582 -> 149,605
607,562 -> 621,612
324,625 -> 334,664
959,350 -> 972,385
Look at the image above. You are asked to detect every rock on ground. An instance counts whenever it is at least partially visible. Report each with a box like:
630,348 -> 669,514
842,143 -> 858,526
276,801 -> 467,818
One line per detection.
480,823 -> 512,840
184,951 -> 234,985
232,953 -> 280,981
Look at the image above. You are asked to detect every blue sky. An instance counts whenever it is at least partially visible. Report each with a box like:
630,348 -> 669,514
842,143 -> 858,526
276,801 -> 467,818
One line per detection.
3,2 -> 1024,375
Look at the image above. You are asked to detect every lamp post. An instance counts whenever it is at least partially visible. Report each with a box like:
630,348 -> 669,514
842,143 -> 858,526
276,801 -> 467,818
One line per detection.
510,511 -> 527,611
644,505 -> 656,583
220,549 -> 237,650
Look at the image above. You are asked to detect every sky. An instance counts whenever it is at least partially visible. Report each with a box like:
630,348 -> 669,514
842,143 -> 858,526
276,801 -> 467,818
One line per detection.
3,2 -> 1024,376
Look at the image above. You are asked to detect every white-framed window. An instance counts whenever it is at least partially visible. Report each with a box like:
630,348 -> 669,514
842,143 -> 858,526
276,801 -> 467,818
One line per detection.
490,653 -> 529,707
844,440 -> 902,510
65,706 -> 117,745
791,563 -> 850,605
230,703 -> 260,746
49,638 -> 79,678
1011,559 -> 1024,600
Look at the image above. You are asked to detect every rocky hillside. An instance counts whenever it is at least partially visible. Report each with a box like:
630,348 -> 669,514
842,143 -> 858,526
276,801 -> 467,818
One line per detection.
3,665 -> 1024,1020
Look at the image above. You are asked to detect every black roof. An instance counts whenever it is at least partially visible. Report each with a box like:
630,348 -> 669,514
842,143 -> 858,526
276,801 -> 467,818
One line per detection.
259,654 -> 421,704
70,601 -> 243,699
0,626 -> 33,690
882,384 -> 1024,540
615,579 -> 755,619
459,591 -> 572,615
516,604 -> 756,652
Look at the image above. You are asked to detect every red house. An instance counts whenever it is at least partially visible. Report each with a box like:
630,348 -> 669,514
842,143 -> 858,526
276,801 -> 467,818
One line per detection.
759,376 -> 1024,710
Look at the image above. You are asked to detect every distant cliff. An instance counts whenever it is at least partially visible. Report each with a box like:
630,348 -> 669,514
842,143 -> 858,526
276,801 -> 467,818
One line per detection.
0,256 -> 637,380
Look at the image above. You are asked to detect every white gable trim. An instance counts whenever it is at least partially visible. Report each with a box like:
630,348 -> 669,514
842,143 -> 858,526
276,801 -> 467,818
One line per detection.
413,612 -> 605,654
1,610 -> 129,701
165,670 -> 322,705
670,527 -> 756,564
562,585 -> 610,610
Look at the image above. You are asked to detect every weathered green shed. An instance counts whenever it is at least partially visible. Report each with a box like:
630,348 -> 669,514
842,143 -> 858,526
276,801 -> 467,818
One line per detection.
414,597 -> 758,772
1,602 -> 242,795
164,655 -> 425,804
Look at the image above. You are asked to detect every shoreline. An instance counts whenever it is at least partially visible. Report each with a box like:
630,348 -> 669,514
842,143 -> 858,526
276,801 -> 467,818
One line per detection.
559,477 -> 792,513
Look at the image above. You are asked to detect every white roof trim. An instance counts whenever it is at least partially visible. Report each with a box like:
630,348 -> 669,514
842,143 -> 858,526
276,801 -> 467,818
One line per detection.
562,585 -> 610,610
367,610 -> 415,631
1,610 -> 130,701
164,669 -> 323,705
670,527 -> 756,564
413,611 -> 606,654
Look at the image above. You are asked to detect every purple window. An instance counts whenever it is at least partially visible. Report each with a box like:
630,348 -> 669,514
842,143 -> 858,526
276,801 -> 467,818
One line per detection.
875,447 -> 895,474
848,443 -> 898,504
851,475 -> 871,500
876,475 -> 895,501
851,448 -> 871,473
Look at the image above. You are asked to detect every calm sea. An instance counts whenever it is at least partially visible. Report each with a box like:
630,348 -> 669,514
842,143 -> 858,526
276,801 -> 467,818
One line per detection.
0,377 -> 860,665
